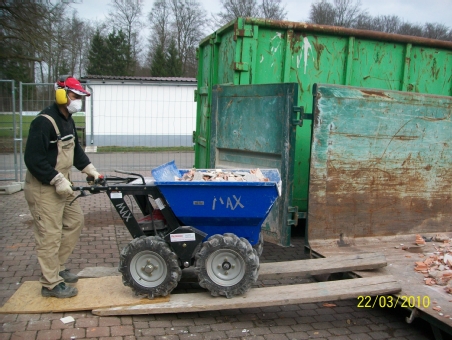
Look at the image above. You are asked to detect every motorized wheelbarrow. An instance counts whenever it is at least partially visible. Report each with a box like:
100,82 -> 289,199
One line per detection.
73,161 -> 281,299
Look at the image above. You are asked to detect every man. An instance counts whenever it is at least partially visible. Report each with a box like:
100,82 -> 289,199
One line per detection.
24,76 -> 102,298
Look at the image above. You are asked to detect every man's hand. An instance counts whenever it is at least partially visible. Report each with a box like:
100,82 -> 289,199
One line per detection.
50,173 -> 73,196
82,163 -> 100,180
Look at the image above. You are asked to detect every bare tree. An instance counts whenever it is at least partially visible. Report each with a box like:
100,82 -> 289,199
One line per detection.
1,1 -> 100,81
147,0 -> 206,77
216,0 -> 259,24
309,0 -> 366,27
308,0 -> 335,25
0,2 -> 53,81
107,0 -> 143,44
422,23 -> 451,40
308,0 -> 451,41
149,0 -> 172,49
261,0 -> 287,20
35,4 -> 69,83
169,0 -> 207,76
397,22 -> 424,37
64,12 -> 89,78
147,0 -> 172,70
355,14 -> 401,33
107,0 -> 144,73
0,2 -> 48,60
213,0 -> 286,27
334,0 -> 365,27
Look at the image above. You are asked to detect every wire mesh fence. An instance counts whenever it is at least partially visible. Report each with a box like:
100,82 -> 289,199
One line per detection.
0,80 -> 196,183
0,80 -> 20,181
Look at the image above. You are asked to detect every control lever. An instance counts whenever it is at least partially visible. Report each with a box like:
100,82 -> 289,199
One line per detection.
70,187 -> 90,206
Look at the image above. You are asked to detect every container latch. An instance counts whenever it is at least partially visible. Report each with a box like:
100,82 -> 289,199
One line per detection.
287,206 -> 299,226
292,106 -> 313,127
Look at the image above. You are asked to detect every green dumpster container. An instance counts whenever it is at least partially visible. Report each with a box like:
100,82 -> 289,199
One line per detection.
194,17 -> 452,226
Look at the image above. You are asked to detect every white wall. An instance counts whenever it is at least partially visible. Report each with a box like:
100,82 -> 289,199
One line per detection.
84,82 -> 197,147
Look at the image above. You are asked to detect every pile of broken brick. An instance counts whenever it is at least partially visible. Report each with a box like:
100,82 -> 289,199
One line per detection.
178,168 -> 269,182
414,233 -> 452,293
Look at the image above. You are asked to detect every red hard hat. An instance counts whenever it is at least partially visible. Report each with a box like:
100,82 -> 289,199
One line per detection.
56,76 -> 90,96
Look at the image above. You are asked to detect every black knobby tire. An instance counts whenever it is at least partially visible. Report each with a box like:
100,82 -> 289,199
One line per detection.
119,236 -> 181,299
195,233 -> 259,298
253,232 -> 264,257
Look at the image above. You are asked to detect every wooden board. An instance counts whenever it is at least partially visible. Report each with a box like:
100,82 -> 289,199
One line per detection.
92,274 -> 400,316
259,252 -> 386,279
0,276 -> 169,314
181,252 -> 386,281
77,252 -> 387,282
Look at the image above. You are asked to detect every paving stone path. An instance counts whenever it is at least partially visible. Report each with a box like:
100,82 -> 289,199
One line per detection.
0,188 -> 437,340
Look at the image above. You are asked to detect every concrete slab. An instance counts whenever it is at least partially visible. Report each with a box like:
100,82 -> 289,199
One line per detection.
0,182 -> 22,194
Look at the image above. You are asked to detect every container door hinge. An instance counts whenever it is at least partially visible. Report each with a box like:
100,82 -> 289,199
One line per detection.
194,88 -> 208,102
233,62 -> 249,72
235,28 -> 253,37
292,106 -> 312,127
234,28 -> 253,40
287,206 -> 299,226
199,87 -> 209,95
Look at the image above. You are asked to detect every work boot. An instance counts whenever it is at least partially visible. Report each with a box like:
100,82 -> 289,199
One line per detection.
59,269 -> 79,283
41,282 -> 78,298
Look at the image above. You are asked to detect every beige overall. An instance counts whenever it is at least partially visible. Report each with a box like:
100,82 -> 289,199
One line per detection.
24,114 -> 84,289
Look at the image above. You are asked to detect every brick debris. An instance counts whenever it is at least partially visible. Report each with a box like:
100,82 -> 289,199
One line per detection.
177,168 -> 269,182
412,234 -> 452,293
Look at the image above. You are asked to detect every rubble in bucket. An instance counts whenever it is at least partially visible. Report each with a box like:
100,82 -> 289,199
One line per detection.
177,169 -> 269,182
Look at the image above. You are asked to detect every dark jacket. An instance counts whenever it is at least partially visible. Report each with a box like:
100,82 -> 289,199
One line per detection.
24,103 -> 91,184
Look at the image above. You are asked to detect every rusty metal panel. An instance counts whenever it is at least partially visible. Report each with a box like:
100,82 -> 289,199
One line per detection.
210,83 -> 299,246
308,84 -> 452,243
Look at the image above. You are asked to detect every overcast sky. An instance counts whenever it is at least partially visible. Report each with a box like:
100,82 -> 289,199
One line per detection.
71,0 -> 452,28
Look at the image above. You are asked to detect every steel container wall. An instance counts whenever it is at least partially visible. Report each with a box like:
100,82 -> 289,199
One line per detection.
308,84 -> 452,242
194,17 -> 452,213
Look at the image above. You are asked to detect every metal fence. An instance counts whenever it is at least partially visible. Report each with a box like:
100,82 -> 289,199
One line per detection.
0,81 -> 196,183
0,80 -> 21,181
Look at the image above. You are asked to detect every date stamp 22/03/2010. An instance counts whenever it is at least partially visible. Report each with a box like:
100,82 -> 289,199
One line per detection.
357,295 -> 431,308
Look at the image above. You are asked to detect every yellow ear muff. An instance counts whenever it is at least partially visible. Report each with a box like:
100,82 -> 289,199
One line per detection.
55,88 -> 68,105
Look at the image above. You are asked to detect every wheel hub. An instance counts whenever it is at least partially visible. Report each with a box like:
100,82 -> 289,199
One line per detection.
222,261 -> 232,270
143,261 -> 158,274
206,249 -> 245,286
130,250 -> 167,287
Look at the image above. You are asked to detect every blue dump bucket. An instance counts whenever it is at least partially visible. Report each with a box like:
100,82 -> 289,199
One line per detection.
152,161 -> 281,245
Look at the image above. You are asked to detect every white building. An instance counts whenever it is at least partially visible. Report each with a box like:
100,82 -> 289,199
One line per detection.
81,76 -> 197,147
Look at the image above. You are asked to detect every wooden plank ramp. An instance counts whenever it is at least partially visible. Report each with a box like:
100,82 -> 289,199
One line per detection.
0,252 -> 392,315
259,252 -> 386,279
77,252 -> 388,282
177,252 -> 387,282
92,275 -> 401,316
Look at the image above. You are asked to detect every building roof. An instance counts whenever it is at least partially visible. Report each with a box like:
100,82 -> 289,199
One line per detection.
81,75 -> 197,83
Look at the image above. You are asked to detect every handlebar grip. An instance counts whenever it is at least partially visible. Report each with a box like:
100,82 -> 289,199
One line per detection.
86,175 -> 106,185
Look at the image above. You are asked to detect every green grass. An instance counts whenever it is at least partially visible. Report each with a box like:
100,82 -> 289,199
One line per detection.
97,146 -> 194,153
0,114 -> 85,138
0,115 -> 194,154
